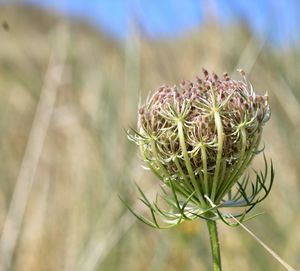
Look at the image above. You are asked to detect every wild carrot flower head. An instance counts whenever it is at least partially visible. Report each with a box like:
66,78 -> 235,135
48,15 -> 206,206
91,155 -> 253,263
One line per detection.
128,69 -> 273,228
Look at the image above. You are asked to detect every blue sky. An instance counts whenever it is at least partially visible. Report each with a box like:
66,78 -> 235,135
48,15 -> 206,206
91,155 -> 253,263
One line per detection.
16,0 -> 300,47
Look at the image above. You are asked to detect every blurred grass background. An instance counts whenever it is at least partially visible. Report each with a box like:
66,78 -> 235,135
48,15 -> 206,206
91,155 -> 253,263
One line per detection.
0,2 -> 299,271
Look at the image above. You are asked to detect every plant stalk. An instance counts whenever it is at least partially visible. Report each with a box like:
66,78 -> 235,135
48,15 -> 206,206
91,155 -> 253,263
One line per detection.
206,220 -> 222,271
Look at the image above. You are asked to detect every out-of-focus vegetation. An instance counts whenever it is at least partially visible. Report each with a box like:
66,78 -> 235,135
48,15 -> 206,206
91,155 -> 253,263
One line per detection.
0,3 -> 299,271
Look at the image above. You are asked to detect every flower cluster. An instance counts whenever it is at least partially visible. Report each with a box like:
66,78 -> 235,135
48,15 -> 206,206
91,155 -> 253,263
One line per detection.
128,69 -> 273,228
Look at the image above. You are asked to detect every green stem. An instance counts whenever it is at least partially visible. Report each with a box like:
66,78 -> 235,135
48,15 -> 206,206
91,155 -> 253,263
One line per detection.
200,143 -> 209,196
177,120 -> 205,206
211,110 -> 224,201
206,220 -> 222,271
216,132 -> 261,202
174,157 -> 194,192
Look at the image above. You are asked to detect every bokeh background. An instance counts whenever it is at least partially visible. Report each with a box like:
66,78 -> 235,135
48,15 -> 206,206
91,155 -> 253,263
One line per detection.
0,1 -> 299,270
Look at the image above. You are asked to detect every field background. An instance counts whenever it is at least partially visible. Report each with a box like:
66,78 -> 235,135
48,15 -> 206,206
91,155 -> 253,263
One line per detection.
0,2 -> 299,271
